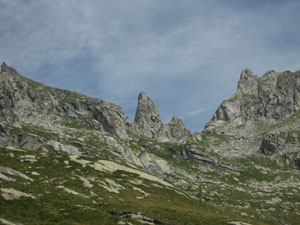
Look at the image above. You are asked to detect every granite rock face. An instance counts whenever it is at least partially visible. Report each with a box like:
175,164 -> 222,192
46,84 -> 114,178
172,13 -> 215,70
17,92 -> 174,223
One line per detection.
0,63 -> 127,138
134,91 -> 162,138
206,69 -> 300,131
236,69 -> 258,96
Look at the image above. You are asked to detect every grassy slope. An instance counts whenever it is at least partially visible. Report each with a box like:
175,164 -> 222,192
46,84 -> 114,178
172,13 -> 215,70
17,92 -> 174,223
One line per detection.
0,147 -> 267,225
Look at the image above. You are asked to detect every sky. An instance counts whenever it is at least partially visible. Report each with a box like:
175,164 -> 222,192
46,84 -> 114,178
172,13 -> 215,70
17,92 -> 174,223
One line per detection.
1,0 -> 300,132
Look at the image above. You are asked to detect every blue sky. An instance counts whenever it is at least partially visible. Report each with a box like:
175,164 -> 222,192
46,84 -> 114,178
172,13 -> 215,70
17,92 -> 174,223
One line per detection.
1,0 -> 300,132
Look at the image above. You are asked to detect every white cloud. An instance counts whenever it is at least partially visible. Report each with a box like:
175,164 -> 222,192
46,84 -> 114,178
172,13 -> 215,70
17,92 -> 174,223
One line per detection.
184,106 -> 214,118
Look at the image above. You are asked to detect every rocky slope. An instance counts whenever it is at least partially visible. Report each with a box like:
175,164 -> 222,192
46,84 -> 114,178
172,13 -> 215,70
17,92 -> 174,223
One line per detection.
1,63 -> 300,225
205,68 -> 300,164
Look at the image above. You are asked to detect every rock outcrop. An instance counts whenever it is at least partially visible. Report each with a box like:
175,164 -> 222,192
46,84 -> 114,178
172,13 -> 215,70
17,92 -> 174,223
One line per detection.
0,63 -> 190,144
134,91 -> 162,138
166,116 -> 191,141
203,68 -> 300,172
260,133 -> 284,155
236,69 -> 258,96
0,63 -> 128,138
205,69 -> 300,131
133,91 -> 190,142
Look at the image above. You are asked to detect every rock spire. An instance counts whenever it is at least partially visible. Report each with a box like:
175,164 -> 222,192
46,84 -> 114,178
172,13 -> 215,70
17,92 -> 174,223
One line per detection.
134,91 -> 162,138
133,91 -> 190,142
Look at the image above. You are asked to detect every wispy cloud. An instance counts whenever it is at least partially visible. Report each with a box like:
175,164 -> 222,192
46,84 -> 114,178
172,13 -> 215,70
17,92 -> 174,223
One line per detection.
184,106 -> 214,118
0,0 -> 300,131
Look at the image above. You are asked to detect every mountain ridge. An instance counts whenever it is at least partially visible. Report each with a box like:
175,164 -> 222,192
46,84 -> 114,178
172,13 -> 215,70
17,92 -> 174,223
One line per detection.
1,63 -> 300,225
0,62 -> 190,143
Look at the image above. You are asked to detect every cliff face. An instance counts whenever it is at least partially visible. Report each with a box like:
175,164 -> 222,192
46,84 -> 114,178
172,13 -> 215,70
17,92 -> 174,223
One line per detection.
0,63 -> 128,138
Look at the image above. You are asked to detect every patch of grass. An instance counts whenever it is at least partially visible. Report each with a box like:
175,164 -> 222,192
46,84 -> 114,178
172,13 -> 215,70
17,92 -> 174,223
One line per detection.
22,77 -> 52,91
149,148 -> 174,161
26,112 -> 33,117
227,93 -> 257,103
285,131 -> 300,144
236,124 -> 246,129
61,120 -> 94,130
58,92 -> 86,104
8,124 -> 59,141
273,109 -> 300,129
197,133 -> 229,148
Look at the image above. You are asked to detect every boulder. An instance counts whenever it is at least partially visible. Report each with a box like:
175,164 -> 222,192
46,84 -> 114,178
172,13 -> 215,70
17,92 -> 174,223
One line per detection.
260,133 -> 284,155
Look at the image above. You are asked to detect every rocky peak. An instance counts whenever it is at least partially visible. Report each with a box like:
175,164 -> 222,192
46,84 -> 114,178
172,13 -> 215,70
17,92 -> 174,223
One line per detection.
168,116 -> 185,127
257,70 -> 280,97
134,91 -> 161,125
165,116 -> 191,142
133,92 -> 162,138
132,92 -> 190,142
206,69 -> 300,134
236,69 -> 258,96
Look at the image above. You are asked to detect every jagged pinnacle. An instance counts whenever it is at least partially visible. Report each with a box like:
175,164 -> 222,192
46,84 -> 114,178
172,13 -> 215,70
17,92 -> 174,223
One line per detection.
236,68 -> 258,96
134,91 -> 161,125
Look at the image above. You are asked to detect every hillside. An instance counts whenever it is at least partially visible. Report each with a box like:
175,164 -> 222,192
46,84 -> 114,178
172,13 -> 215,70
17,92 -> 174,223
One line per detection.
1,63 -> 300,225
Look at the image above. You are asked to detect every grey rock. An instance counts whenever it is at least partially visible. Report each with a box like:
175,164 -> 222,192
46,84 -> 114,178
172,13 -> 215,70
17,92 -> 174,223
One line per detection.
1,63 -> 300,225
133,92 -> 190,142
47,140 -> 81,155
227,222 -> 252,225
260,133 -> 284,155
165,116 -> 191,142
1,65 -> 190,144
124,116 -> 133,130
0,123 -> 7,134
206,69 -> 300,132
179,148 -> 217,165
284,154 -> 300,169
0,132 -> 12,148
18,134 -> 44,152
134,91 -> 162,138
236,69 -> 258,96
294,158 -> 300,169
0,64 -> 127,138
